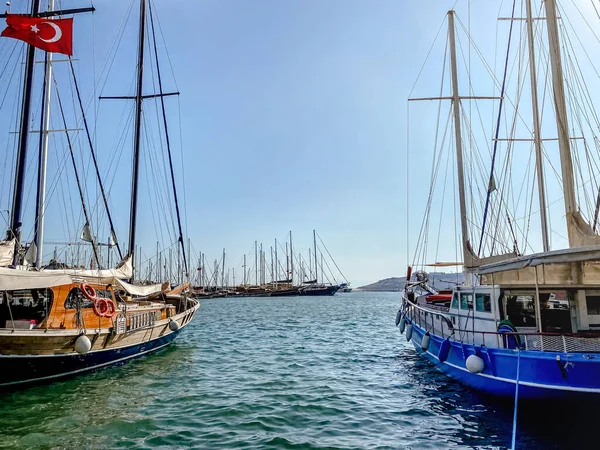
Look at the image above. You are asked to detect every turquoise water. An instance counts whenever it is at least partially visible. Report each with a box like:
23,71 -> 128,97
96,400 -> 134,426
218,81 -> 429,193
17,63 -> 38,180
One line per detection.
0,292 -> 595,449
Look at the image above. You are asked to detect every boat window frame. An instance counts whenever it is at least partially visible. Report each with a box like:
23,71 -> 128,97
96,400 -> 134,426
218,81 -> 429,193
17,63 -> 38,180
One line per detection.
586,291 -> 600,315
0,288 -> 54,327
64,286 -> 114,310
460,292 -> 472,310
451,292 -> 459,310
475,293 -> 492,313
502,290 -> 538,328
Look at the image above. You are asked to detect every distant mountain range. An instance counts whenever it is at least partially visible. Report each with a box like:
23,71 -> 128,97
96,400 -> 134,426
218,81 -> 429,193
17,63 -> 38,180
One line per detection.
356,272 -> 465,292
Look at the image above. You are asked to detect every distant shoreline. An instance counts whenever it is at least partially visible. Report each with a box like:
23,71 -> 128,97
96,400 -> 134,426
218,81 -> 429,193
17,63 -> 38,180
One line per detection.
356,273 -> 464,292
354,289 -> 400,292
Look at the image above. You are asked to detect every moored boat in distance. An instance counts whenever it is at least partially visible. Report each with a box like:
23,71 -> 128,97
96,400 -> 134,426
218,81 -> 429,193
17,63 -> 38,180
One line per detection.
299,280 -> 339,296
397,2 -> 600,399
195,229 -> 349,298
338,283 -> 352,293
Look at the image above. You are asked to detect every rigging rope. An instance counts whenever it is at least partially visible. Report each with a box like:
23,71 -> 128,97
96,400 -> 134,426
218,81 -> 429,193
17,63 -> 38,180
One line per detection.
148,0 -> 188,278
316,231 -> 348,283
478,0 -> 517,256
54,83 -> 101,268
68,59 -> 123,260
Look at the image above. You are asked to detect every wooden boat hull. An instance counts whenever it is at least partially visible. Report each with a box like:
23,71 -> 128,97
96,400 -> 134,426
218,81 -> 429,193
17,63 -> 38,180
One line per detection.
0,301 -> 198,389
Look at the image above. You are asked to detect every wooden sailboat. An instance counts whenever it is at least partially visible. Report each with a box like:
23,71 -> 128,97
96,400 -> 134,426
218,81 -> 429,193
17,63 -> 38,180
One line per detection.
0,0 -> 199,389
398,1 -> 600,399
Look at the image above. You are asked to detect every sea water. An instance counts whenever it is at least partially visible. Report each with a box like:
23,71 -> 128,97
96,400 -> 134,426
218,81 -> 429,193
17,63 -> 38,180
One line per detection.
0,292 -> 594,449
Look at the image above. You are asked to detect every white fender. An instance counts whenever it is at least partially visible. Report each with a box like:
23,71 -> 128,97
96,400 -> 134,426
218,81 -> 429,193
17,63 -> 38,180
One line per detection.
395,309 -> 402,326
421,332 -> 431,351
74,335 -> 91,355
405,323 -> 413,342
168,319 -> 180,331
466,354 -> 485,374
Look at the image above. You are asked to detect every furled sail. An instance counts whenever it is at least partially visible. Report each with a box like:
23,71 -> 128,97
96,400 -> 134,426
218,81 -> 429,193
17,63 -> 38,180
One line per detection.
0,239 -> 15,267
463,240 -> 517,270
42,254 -> 133,280
567,211 -> 600,248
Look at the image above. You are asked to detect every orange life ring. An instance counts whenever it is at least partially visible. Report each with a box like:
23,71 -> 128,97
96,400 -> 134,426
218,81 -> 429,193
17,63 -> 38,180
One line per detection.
92,298 -> 117,318
80,283 -> 96,301
104,299 -> 116,318
93,298 -> 108,317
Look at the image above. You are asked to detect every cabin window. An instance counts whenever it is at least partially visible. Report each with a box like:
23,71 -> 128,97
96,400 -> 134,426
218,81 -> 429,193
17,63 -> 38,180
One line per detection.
451,293 -> 458,309
460,293 -> 472,310
0,289 -> 53,328
586,296 -> 600,315
64,287 -> 112,310
475,294 -> 492,313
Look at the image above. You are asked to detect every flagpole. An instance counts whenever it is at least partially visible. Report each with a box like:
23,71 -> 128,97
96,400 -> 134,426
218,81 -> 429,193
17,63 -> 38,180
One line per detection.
9,0 -> 41,265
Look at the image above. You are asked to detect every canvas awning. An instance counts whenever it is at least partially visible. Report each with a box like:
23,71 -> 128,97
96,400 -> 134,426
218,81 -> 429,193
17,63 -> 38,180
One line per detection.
0,267 -> 73,290
478,245 -> 600,275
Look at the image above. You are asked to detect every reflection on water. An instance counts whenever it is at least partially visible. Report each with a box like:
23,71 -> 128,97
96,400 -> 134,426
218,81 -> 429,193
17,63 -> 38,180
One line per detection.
0,292 -> 596,449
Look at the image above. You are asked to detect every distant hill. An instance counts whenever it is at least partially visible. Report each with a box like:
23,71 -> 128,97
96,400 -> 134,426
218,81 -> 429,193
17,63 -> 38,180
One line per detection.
356,272 -> 465,292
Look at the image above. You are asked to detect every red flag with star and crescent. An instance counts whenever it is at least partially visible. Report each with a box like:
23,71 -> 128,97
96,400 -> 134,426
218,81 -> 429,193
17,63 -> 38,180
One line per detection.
1,14 -> 73,56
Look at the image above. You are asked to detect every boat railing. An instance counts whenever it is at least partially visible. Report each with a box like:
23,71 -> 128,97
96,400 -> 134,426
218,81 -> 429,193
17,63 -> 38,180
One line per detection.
403,295 -> 454,339
403,295 -> 600,352
510,332 -> 600,353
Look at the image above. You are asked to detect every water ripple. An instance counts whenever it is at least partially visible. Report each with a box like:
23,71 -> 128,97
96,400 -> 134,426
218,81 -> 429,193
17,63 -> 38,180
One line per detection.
1,292 -> 597,449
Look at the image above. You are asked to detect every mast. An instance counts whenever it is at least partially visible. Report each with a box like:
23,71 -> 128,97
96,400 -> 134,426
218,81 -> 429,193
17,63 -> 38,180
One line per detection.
274,238 -> 278,281
313,229 -> 318,283
9,0 -> 42,262
289,231 -> 294,285
270,246 -> 274,284
197,252 -> 200,285
260,243 -> 263,284
214,259 -> 218,288
254,240 -> 258,285
128,0 -> 147,275
526,0 -> 550,252
243,254 -> 247,286
285,242 -> 289,279
448,11 -> 470,270
543,0 -> 578,247
221,248 -> 225,288
34,0 -> 53,268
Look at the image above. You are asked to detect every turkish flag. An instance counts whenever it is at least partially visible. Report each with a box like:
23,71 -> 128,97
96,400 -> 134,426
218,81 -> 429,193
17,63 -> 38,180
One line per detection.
1,14 -> 73,56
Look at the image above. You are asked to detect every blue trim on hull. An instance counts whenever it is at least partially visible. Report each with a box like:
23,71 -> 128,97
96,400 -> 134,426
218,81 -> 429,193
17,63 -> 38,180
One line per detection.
408,322 -> 600,399
0,330 -> 181,389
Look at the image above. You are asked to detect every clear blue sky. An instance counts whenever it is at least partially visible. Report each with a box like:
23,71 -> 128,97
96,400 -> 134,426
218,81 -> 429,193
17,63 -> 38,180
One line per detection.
2,0 -> 598,287
91,0 -> 451,287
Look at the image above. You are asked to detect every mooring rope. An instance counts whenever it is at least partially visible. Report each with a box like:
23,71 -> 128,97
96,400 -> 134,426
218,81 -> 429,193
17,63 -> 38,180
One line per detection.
511,348 -> 521,450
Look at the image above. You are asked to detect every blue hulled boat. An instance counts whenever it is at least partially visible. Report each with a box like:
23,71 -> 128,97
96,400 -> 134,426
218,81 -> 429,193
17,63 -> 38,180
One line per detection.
398,2 -> 600,399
